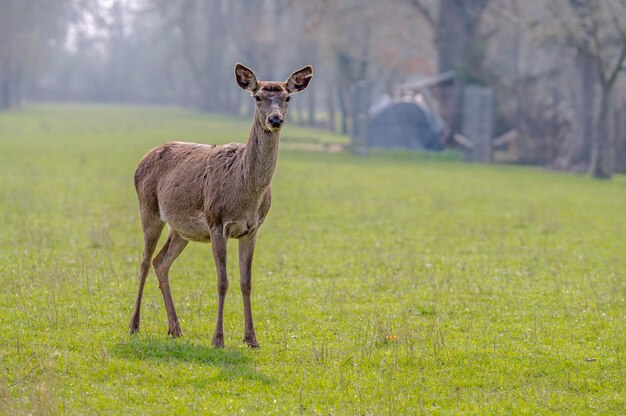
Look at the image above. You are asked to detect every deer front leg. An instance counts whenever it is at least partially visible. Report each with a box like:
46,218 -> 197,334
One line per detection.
210,227 -> 228,348
239,234 -> 259,348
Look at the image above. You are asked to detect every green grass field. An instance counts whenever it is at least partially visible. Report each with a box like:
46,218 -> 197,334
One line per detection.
0,104 -> 625,414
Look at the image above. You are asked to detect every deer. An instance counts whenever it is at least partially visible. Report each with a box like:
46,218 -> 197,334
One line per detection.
128,63 -> 313,348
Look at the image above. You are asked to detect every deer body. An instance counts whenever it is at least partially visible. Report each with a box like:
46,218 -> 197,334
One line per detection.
129,64 -> 312,348
136,140 -> 273,242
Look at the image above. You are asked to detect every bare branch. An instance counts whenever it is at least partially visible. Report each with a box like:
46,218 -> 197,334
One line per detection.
406,0 -> 435,27
606,0 -> 626,37
606,33 -> 626,87
585,17 -> 610,85
459,0 -> 490,21
545,1 -> 586,47
617,0 -> 626,16
546,1 -> 603,63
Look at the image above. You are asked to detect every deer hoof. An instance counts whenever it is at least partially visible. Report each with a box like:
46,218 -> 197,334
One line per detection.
167,323 -> 183,338
129,315 -> 140,334
244,340 -> 259,349
212,334 -> 224,348
129,321 -> 140,335
243,335 -> 259,348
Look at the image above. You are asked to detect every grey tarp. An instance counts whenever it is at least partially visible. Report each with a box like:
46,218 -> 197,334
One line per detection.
366,102 -> 444,151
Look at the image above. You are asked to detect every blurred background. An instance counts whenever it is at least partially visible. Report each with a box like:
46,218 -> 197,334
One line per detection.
1,0 -> 626,177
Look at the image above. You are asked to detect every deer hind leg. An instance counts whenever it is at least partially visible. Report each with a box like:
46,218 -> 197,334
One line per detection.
153,228 -> 189,337
130,212 -> 165,334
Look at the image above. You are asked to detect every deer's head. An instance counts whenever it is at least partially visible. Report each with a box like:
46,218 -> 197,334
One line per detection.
235,63 -> 313,133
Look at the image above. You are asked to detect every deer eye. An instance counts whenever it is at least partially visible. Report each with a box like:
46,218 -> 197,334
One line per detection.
254,96 -> 261,102
285,96 -> 291,102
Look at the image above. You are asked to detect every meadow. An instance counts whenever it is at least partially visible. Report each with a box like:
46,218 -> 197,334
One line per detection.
0,104 -> 625,414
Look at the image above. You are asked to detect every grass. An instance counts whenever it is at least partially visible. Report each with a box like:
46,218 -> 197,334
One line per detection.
0,103 -> 625,414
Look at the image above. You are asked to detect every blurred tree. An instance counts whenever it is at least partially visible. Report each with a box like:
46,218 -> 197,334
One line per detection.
296,0 -> 434,142
406,0 -> 492,133
548,0 -> 626,178
0,0 -> 69,110
287,0 -> 370,136
408,0 -> 491,82
149,0 -> 226,111
147,0 -> 301,114
10,0 -> 624,174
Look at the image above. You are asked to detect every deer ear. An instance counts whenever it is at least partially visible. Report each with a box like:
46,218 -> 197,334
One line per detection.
286,65 -> 313,93
235,63 -> 258,92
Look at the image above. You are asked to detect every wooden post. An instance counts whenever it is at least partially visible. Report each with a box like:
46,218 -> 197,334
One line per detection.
462,86 -> 494,162
350,80 -> 370,154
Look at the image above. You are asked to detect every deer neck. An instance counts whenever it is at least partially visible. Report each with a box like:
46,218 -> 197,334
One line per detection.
242,115 -> 280,193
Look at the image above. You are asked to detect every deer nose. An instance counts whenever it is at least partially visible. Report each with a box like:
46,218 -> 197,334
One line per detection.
268,115 -> 283,128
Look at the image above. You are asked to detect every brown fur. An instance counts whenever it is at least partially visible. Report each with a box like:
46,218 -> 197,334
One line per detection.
129,63 -> 312,348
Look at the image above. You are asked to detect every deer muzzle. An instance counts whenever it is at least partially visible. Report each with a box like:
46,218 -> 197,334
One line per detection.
267,114 -> 284,130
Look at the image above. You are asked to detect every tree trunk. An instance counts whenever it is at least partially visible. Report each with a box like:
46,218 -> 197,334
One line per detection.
11,68 -> 21,108
436,1 -> 479,79
557,53 -> 595,169
327,82 -> 336,132
205,0 -> 225,112
614,104 -> 626,173
337,87 -> 349,135
233,84 -> 243,115
295,93 -> 305,126
351,81 -> 369,152
589,85 -> 613,178
0,0 -> 15,111
574,54 -> 595,166
307,83 -> 316,127
0,77 -> 10,110
434,0 -> 489,134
